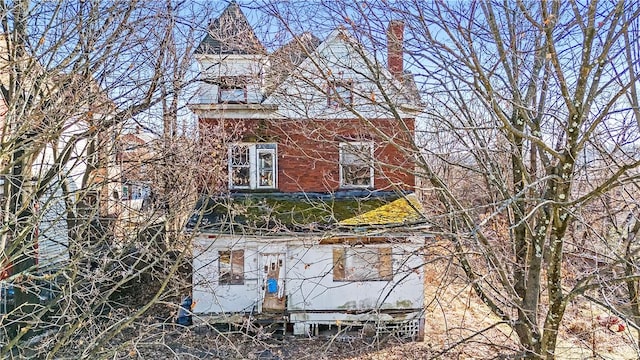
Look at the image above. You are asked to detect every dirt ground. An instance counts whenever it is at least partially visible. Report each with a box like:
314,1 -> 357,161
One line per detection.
105,303 -> 640,360
104,243 -> 640,359
418,253 -> 640,359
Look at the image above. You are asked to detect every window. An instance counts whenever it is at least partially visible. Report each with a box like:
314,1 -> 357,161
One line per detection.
218,77 -> 247,104
219,250 -> 244,285
229,143 -> 277,189
257,149 -> 275,188
339,142 -> 373,188
230,145 -> 251,187
219,86 -> 247,103
333,247 -> 392,281
327,80 -> 353,107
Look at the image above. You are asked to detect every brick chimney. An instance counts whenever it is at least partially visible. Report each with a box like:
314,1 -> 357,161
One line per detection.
387,20 -> 404,80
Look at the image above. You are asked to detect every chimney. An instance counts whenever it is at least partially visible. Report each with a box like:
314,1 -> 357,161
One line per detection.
387,20 -> 404,80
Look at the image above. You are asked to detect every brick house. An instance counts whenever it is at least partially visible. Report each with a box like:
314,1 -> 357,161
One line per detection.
116,131 -> 155,204
189,2 -> 425,339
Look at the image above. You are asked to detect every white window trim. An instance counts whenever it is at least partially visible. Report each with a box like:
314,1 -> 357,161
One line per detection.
229,143 -> 278,190
256,148 -> 277,190
229,144 -> 251,190
339,141 -> 374,189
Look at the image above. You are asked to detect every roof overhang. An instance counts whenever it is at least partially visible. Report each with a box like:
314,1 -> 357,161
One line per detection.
188,103 -> 279,119
397,104 -> 423,116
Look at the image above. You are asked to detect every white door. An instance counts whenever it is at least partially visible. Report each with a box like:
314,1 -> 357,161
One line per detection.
260,253 -> 286,312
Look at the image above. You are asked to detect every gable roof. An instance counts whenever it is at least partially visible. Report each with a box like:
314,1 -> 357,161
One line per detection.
265,32 -> 321,95
195,1 -> 266,55
263,28 -> 422,115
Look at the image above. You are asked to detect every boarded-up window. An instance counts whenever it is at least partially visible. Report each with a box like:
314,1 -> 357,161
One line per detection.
219,250 -> 244,285
333,247 -> 393,281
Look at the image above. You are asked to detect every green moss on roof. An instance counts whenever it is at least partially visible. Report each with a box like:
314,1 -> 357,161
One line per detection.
254,196 -> 389,224
191,192 -> 414,233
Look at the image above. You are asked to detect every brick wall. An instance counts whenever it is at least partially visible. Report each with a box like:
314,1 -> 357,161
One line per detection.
199,117 -> 415,193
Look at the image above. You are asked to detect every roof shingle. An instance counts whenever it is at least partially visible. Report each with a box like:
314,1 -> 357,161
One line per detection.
195,1 -> 266,55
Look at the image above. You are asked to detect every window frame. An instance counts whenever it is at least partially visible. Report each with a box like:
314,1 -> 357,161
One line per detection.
228,143 -> 278,190
256,147 -> 277,189
333,246 -> 393,282
339,141 -> 374,189
217,76 -> 248,104
229,144 -> 251,189
218,249 -> 245,285
327,80 -> 353,108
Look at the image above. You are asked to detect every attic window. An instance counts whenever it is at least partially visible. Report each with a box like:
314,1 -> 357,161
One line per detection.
327,80 -> 353,107
333,247 -> 392,281
219,250 -> 244,285
218,76 -> 248,104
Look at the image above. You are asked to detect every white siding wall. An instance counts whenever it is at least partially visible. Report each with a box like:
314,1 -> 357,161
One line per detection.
193,236 -> 261,314
37,184 -> 70,267
287,244 -> 423,311
197,54 -> 268,104
192,235 -> 424,315
31,120 -> 91,268
263,31 -> 407,120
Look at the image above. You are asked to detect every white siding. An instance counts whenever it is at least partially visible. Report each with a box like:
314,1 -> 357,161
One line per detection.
30,120 -> 93,268
263,31 -> 411,120
192,235 -> 424,315
286,244 -> 423,311
193,237 -> 261,314
37,184 -> 70,267
197,54 -> 268,104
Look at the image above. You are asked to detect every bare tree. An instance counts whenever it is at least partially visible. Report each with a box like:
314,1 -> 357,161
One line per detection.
0,1 -> 218,357
1,0 -> 638,358
257,0 -> 640,358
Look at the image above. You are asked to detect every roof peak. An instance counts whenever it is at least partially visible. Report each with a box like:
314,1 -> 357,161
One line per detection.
195,1 -> 266,55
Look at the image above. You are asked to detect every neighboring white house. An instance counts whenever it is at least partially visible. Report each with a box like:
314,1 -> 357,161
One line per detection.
30,113 -> 118,268
0,71 -> 119,273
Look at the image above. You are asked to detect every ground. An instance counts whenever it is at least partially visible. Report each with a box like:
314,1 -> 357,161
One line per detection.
46,239 -> 640,359
93,291 -> 639,360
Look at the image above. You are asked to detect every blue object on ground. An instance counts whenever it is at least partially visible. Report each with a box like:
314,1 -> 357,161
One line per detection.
176,295 -> 193,326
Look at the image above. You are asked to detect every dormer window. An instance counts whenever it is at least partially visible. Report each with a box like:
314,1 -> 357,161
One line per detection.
327,80 -> 353,107
218,76 -> 248,104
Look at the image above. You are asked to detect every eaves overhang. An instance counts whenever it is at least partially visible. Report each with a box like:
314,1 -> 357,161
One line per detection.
188,103 -> 280,119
